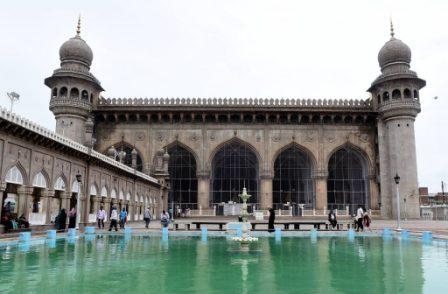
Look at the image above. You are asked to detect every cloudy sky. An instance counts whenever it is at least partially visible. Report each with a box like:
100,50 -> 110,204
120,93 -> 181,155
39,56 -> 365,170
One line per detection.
0,0 -> 446,192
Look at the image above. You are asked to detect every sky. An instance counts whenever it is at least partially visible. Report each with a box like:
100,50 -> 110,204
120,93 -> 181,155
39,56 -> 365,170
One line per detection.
0,0 -> 447,192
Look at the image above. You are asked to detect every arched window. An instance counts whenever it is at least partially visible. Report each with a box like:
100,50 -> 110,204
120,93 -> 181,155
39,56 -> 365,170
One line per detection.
211,140 -> 259,205
33,172 -> 48,188
383,92 -> 389,102
273,146 -> 314,210
414,90 -> 419,99
5,166 -> 24,185
59,87 -> 68,98
403,88 -> 412,99
71,181 -> 80,194
327,147 -> 369,214
52,88 -> 58,97
111,188 -> 117,199
54,177 -> 66,191
90,185 -> 97,196
81,90 -> 89,100
107,143 -> 143,172
377,94 -> 381,104
392,89 -> 401,99
70,88 -> 79,99
101,186 -> 108,197
167,143 -> 198,209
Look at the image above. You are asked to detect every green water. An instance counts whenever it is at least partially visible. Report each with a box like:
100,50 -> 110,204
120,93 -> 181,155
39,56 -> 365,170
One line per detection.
0,236 -> 447,293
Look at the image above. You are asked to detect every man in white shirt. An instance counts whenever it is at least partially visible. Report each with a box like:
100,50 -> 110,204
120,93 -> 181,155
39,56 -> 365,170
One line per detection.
108,206 -> 118,232
356,206 -> 364,232
97,206 -> 106,229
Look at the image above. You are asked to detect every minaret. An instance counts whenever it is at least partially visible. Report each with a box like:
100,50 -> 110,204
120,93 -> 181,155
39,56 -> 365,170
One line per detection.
45,16 -> 104,144
368,21 -> 426,218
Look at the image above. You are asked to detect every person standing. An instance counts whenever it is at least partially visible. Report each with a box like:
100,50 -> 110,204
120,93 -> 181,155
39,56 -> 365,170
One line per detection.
356,206 -> 364,232
160,210 -> 170,228
363,211 -> 372,232
54,208 -> 67,231
268,208 -> 275,232
119,208 -> 128,229
97,206 -> 106,229
328,210 -> 337,229
109,206 -> 118,231
68,207 -> 76,229
144,207 -> 152,229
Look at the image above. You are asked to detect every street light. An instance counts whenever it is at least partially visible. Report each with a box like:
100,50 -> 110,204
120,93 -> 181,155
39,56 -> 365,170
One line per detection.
6,92 -> 20,112
394,173 -> 401,230
75,174 -> 83,230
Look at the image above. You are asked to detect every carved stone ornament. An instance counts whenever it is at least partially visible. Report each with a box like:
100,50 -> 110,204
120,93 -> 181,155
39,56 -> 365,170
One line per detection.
209,132 -> 216,141
190,133 -> 199,142
136,132 -> 145,141
305,131 -> 314,142
327,136 -> 336,143
272,134 -> 281,142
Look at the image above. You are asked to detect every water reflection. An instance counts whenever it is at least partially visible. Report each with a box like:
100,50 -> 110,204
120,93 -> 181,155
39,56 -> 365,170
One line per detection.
0,236 -> 444,293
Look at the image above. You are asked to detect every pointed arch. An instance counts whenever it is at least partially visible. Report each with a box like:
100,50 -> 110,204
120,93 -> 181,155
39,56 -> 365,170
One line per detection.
104,141 -> 144,171
326,144 -> 371,213
101,186 -> 108,197
165,141 -> 198,209
126,192 -> 131,201
210,137 -> 260,204
271,142 -> 317,174
4,164 -> 26,185
325,142 -> 372,172
111,188 -> 117,199
164,140 -> 200,167
54,175 -> 67,191
208,137 -> 262,170
272,143 -> 315,210
119,189 -> 124,200
32,170 -> 50,189
90,184 -> 98,196
71,180 -> 80,194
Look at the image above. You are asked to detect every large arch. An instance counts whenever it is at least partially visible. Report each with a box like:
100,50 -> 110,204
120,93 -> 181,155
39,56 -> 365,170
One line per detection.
327,145 -> 370,213
272,144 -> 315,210
104,142 -> 144,171
166,142 -> 198,210
210,138 -> 259,204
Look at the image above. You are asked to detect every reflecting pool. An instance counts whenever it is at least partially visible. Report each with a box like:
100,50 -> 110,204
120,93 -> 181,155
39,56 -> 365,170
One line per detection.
0,236 -> 447,293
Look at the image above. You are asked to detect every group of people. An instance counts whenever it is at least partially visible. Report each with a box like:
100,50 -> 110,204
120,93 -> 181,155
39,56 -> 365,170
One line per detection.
327,206 -> 372,231
1,202 -> 30,232
54,207 -> 77,230
96,206 -> 154,231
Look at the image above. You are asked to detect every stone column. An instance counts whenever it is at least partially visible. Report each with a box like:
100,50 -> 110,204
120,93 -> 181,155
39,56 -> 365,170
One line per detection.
61,191 -> 71,211
260,173 -> 273,210
17,186 -> 33,218
314,171 -> 328,210
104,198 -> 111,219
369,175 -> 379,210
0,182 -> 6,226
197,172 -> 210,209
42,189 -> 53,224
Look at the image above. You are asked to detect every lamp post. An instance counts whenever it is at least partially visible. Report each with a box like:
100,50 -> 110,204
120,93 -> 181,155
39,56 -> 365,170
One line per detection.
75,174 -> 82,230
394,173 -> 401,230
6,92 -> 20,112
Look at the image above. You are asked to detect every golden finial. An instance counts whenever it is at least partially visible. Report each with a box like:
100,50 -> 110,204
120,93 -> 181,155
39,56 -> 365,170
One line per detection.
76,15 -> 81,37
390,17 -> 395,38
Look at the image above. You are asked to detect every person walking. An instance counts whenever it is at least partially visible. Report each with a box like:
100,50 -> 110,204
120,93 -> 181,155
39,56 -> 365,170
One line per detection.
109,206 -> 118,231
119,208 -> 128,229
356,206 -> 364,232
68,207 -> 76,229
328,209 -> 337,229
160,210 -> 170,228
144,207 -> 152,229
97,206 -> 106,229
268,208 -> 275,232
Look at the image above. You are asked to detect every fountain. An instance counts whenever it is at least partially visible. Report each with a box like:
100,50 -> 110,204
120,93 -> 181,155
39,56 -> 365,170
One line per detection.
231,187 -> 258,247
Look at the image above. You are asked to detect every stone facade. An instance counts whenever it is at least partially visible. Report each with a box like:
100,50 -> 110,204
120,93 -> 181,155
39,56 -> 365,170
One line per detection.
1,20 -> 426,223
0,108 -> 165,230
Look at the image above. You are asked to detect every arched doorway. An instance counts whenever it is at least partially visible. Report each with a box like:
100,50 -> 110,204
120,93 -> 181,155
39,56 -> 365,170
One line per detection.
1,166 -> 25,230
273,145 -> 315,214
211,140 -> 259,212
167,143 -> 198,211
327,147 -> 369,214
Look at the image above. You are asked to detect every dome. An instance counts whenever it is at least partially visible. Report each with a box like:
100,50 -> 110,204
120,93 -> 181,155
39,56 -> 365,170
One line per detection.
378,37 -> 411,68
59,36 -> 93,66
